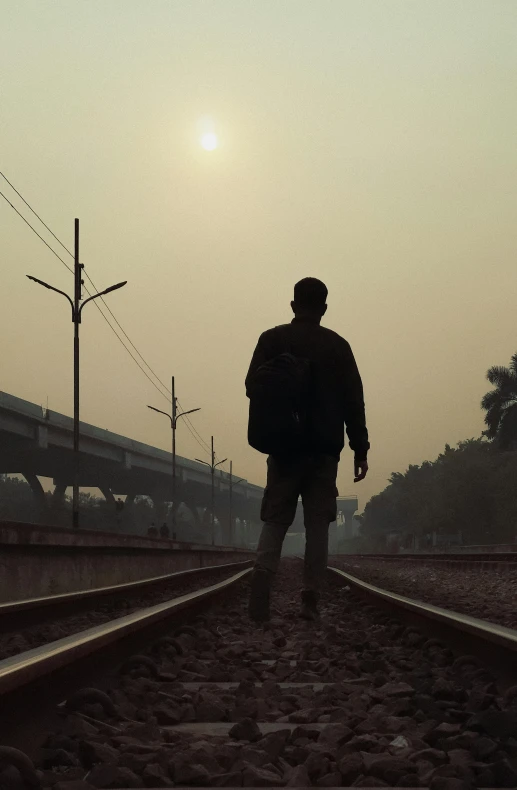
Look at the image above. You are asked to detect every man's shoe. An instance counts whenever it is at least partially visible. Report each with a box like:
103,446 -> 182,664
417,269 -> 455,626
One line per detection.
300,589 -> 319,621
248,568 -> 271,622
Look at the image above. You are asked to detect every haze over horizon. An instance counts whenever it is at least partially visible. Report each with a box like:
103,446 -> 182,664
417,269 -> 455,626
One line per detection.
2,0 -> 516,511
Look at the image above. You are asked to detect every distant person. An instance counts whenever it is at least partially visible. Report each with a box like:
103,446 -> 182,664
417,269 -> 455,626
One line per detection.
147,522 -> 158,538
160,522 -> 170,539
245,278 -> 369,622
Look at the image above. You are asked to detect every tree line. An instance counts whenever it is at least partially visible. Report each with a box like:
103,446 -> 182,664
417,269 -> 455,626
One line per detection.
358,352 -> 517,550
0,478 -> 170,534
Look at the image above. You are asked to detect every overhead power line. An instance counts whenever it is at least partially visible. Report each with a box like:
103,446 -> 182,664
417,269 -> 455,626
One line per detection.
81,266 -> 172,402
0,189 -> 73,275
0,171 -> 75,260
0,171 -> 215,455
177,400 -> 212,454
2,181 -> 172,403
1,171 -> 172,399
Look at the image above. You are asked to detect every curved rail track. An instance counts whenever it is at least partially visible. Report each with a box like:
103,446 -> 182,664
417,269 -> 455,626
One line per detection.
1,559 -> 516,789
328,566 -> 517,686
340,553 -> 517,572
0,560 -> 252,635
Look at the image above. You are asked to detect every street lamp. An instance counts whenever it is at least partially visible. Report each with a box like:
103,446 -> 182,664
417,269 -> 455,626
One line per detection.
27,218 -> 126,529
196,435 -> 227,545
228,460 -> 246,546
147,375 -> 200,535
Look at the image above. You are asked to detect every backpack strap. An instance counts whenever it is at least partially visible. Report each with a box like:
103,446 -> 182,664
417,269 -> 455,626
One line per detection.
276,324 -> 295,358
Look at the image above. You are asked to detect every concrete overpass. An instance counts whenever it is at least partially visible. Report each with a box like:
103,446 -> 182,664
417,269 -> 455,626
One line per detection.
0,391 -> 263,544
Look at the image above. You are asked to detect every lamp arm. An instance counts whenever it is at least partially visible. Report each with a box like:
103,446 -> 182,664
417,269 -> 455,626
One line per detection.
174,407 -> 201,427
26,276 -> 74,318
79,281 -> 127,315
147,405 -> 173,426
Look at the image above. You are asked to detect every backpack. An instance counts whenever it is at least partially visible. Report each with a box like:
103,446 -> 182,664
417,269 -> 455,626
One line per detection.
247,350 -> 312,455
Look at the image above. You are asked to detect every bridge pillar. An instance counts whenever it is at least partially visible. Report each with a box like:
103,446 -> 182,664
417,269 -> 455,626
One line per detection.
151,494 -> 167,527
22,472 -> 47,523
48,480 -> 68,528
52,481 -> 67,505
168,499 -> 183,529
228,515 -> 237,546
99,485 -> 115,505
335,497 -> 359,548
124,492 -> 136,510
182,498 -> 200,528
236,519 -> 245,547
342,513 -> 357,539
116,492 -> 141,534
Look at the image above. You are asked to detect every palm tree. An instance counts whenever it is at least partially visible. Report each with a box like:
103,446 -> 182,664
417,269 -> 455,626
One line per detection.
481,353 -> 517,449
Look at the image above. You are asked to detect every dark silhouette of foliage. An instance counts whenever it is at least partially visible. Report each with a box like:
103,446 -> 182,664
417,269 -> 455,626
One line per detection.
359,439 -> 516,550
356,354 -> 517,552
481,352 -> 517,449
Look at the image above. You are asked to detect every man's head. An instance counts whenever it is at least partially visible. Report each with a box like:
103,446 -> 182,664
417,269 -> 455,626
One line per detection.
291,277 -> 328,321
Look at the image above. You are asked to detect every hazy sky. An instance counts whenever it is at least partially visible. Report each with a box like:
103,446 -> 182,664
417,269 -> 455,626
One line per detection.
2,1 -> 517,510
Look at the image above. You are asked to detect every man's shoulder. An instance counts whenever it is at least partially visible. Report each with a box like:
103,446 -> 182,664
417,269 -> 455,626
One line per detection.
258,324 -> 290,341
259,322 -> 351,353
317,324 -> 352,352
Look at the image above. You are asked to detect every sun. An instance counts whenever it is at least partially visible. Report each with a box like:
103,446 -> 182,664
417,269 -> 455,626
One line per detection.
200,132 -> 218,151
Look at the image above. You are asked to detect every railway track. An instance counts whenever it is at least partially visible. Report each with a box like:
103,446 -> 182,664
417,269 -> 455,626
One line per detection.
0,560 -> 252,638
339,554 -> 517,572
1,559 -> 517,789
329,555 -> 517,632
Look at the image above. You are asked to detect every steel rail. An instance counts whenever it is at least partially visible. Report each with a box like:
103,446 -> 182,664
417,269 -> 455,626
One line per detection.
0,559 -> 252,633
327,565 -> 517,687
336,552 -> 517,562
0,566 -> 252,749
333,553 -> 517,573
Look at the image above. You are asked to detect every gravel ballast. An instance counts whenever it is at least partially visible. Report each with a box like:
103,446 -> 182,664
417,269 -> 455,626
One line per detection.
0,566 -> 242,660
11,558 -> 517,789
329,558 -> 517,630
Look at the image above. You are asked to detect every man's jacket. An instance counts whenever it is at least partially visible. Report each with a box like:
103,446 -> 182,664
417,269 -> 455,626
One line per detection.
245,316 -> 369,461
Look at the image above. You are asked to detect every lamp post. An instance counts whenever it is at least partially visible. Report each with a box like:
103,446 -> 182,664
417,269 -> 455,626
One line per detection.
148,375 -> 200,534
228,460 -> 245,546
27,218 -> 126,529
196,436 -> 226,545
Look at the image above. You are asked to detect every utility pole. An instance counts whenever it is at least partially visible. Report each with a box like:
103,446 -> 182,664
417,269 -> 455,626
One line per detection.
210,436 -> 215,546
229,460 -> 233,546
73,219 -> 81,529
211,437 -> 216,546
148,378 -> 200,534
196,436 -> 226,545
228,460 -> 245,547
28,218 -> 127,529
171,376 -> 177,532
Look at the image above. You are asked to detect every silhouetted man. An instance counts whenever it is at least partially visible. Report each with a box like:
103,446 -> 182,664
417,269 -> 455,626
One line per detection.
246,278 -> 369,621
